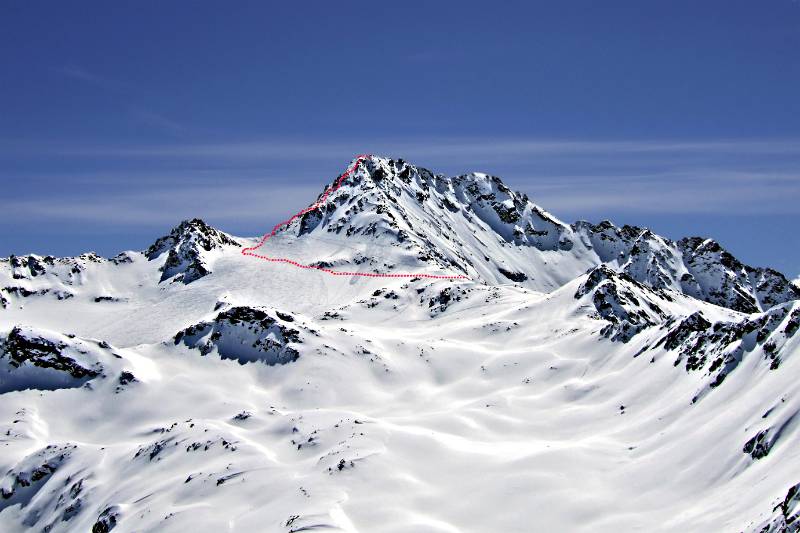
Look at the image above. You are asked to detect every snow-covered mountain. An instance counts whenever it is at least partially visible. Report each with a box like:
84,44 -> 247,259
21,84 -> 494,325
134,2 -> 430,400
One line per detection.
286,156 -> 798,312
1,155 -> 798,532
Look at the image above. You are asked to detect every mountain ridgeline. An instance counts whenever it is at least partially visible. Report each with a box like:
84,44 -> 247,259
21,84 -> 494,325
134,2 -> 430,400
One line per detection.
285,155 -> 798,313
1,155 -> 799,533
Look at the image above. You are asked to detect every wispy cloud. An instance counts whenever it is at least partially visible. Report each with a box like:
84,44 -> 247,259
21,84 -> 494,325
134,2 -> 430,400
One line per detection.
51,65 -> 186,136
4,183 -> 322,228
129,108 -> 185,136
25,137 -> 800,161
3,165 -> 797,237
53,65 -> 131,92
518,169 -> 800,217
2,137 -> 798,233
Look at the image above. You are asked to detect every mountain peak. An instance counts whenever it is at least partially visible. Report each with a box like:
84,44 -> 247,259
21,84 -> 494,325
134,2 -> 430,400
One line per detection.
3,155 -> 800,533
280,155 -> 577,284
277,155 -> 800,312
145,218 -> 240,284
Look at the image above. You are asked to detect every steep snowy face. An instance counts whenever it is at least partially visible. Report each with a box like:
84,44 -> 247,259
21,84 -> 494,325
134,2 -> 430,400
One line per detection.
145,218 -> 241,284
282,155 -> 799,312
572,221 -> 800,313
285,156 -> 595,290
574,265 -> 671,342
676,237 -> 800,312
658,302 -> 799,399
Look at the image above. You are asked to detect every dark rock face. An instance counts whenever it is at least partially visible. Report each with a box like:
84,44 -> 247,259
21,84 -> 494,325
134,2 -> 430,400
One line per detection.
573,221 -> 799,314
1,286 -> 74,303
1,326 -> 102,382
8,254 -> 50,279
687,235 -> 795,312
1,254 -> 104,301
575,224 -> 705,303
284,156 -> 570,281
118,370 -> 137,385
744,429 -> 774,460
111,252 -> 134,265
576,266 -> 668,342
0,444 -> 75,513
658,311 -> 712,354
146,218 -> 240,284
174,306 -> 301,365
411,284 -> 472,316
774,483 -> 800,531
498,268 -> 528,282
648,303 -> 798,402
92,506 -> 121,533
754,483 -> 800,532
284,156 -> 797,313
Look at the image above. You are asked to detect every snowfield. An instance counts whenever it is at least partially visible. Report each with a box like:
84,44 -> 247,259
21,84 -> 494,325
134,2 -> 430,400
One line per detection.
1,156 -> 799,532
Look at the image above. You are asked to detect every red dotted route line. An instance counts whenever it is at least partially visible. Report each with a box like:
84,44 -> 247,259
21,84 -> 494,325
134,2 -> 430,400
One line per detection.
241,154 -> 470,280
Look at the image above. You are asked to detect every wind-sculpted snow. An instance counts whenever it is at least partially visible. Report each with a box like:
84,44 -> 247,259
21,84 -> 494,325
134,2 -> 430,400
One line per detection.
0,155 -> 799,532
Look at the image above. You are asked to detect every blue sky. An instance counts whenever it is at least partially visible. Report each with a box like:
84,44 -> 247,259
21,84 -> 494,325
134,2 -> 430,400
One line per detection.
1,1 -> 799,277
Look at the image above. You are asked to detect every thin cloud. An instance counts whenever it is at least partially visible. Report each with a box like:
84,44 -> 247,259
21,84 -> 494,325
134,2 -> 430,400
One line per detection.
4,165 -> 797,234
50,66 -> 185,136
53,65 -> 131,92
529,179 -> 799,216
129,108 -> 185,136
511,168 -> 800,216
18,137 -> 800,161
2,137 -> 798,232
5,183 -> 323,227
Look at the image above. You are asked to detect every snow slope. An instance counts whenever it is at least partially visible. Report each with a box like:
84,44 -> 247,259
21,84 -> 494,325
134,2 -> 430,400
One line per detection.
0,155 -> 798,532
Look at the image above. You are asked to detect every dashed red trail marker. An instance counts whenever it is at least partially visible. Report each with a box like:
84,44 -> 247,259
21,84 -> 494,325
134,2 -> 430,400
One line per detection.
241,154 -> 470,280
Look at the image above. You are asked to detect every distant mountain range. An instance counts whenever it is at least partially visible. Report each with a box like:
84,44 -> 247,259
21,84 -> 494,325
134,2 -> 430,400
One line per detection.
1,156 -> 798,532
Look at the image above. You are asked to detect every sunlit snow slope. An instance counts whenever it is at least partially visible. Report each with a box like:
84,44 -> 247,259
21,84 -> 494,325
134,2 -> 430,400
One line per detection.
1,156 -> 799,533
